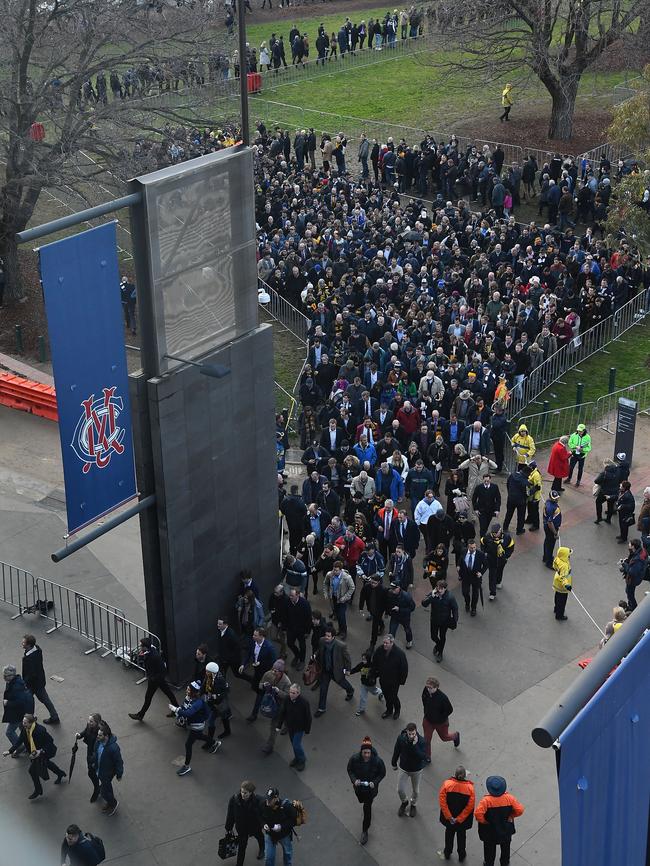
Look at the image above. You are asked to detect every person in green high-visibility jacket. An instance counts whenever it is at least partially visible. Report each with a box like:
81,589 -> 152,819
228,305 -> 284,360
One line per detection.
566,424 -> 592,487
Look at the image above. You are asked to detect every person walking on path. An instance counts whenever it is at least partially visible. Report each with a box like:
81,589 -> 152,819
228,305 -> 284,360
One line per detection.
240,628 -> 278,723
371,634 -> 408,719
499,84 -> 513,121
472,473 -> 501,539
261,788 -> 297,866
621,538 -> 647,611
92,721 -> 123,816
75,712 -> 102,802
503,467 -> 528,535
552,546 -> 573,621
225,780 -> 265,865
481,524 -> 515,600
542,490 -> 562,568
391,722 -> 427,817
315,624 -> 354,716
615,480 -> 636,543
525,461 -> 543,531
276,683 -> 311,771
60,824 -> 105,866
3,664 -> 34,754
260,660 -> 291,755
547,436 -> 569,493
567,424 -> 591,486
475,776 -> 525,866
347,735 -> 386,845
421,580 -> 458,662
350,648 -> 384,716
421,677 -> 460,761
387,583 -> 416,648
438,766 -> 475,862
593,459 -> 620,524
21,635 -> 60,725
510,424 -> 534,468
458,540 -> 488,617
128,637 -> 178,722
202,662 -> 232,749
4,712 -> 66,798
323,561 -> 355,640
172,681 -> 211,777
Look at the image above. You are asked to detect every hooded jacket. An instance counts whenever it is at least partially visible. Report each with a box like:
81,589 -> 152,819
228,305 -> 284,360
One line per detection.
594,462 -> 620,497
93,735 -> 124,781
511,429 -> 535,463
2,674 -> 35,724
552,547 -> 572,593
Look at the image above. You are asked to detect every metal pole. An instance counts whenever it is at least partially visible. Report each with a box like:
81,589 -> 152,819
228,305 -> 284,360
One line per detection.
237,0 -> 250,145
532,592 -> 650,748
51,495 -> 156,563
609,367 -> 617,393
16,195 -> 141,244
576,382 -> 584,406
127,181 -> 160,380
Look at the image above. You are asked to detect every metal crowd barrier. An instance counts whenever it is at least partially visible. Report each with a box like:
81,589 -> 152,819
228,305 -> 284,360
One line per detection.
0,562 -> 161,681
258,279 -> 309,345
594,379 -> 650,434
518,402 -> 597,447
508,289 -> 648,421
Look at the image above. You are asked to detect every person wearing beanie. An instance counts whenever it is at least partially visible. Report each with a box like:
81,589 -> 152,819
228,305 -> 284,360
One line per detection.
347,735 -> 387,845
547,435 -> 569,493
567,424 -> 591,486
475,775 -> 524,866
438,765 -> 475,862
225,780 -> 265,865
261,787 -> 297,865
171,681 -> 210,777
259,659 -> 291,755
542,490 -> 562,568
202,662 -> 231,752
552,547 -> 573,621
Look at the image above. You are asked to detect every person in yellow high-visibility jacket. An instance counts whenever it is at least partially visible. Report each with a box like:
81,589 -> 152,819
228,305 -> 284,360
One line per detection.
511,425 -> 535,468
500,84 -> 513,122
552,546 -> 572,621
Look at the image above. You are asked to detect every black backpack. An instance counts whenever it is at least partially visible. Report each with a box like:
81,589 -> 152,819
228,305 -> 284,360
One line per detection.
85,833 -> 106,863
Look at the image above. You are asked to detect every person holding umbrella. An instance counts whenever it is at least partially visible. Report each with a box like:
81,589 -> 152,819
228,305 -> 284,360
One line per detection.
73,712 -> 102,802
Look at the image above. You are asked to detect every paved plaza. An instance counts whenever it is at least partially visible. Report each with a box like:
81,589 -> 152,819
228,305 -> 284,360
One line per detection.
1,401 -> 649,865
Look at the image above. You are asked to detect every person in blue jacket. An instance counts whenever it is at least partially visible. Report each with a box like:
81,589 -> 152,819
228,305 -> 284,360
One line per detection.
2,665 -> 34,754
93,721 -> 123,816
172,681 -> 210,777
375,461 -> 404,502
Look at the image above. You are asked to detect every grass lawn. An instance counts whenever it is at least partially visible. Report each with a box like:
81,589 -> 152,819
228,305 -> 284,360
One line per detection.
529,318 -> 650,414
260,309 -> 307,410
244,6 -> 403,49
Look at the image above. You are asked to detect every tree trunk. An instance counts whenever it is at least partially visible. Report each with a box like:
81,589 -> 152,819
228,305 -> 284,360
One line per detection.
0,233 -> 25,302
547,76 -> 580,141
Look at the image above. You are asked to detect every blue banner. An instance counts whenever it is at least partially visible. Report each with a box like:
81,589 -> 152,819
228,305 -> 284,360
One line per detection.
557,629 -> 650,865
39,223 -> 137,534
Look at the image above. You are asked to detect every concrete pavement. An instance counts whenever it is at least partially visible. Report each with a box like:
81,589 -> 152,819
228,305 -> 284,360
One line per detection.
1,402 -> 649,865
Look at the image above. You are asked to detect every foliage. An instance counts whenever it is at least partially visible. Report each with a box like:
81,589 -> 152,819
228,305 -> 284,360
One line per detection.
607,65 -> 650,152
602,154 -> 650,258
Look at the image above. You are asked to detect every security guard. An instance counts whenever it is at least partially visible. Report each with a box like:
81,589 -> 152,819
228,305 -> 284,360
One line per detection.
525,461 -> 543,531
542,491 -> 562,567
552,547 -> 572,621
567,423 -> 591,487
511,424 -> 535,468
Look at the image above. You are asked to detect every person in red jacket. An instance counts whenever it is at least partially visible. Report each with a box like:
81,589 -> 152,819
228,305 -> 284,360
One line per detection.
438,765 -> 475,862
546,435 -> 569,493
334,528 -> 366,579
475,775 -> 525,866
396,401 -> 421,437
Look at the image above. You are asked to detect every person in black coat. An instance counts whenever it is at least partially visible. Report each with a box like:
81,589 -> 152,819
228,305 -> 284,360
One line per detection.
225,780 -> 264,865
216,617 -> 246,680
371,635 -> 408,720
2,666 -> 34,754
503,468 -> 528,534
347,736 -> 387,845
421,677 -> 460,760
458,540 -> 488,616
21,635 -> 60,724
421,580 -> 459,662
616,481 -> 636,542
92,721 -> 123,815
276,683 -> 311,771
240,629 -> 278,721
285,589 -> 312,671
193,643 -> 213,683
471,475 -> 502,538
129,637 -> 178,721
75,712 -> 102,802
388,511 -> 420,558
4,712 -> 66,797
60,824 -> 105,866
280,487 -> 308,554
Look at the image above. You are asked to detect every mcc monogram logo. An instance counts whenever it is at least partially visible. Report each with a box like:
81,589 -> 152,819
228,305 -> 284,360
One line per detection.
71,387 -> 127,474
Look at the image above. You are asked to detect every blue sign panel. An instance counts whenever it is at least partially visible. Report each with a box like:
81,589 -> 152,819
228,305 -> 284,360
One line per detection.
39,223 -> 137,534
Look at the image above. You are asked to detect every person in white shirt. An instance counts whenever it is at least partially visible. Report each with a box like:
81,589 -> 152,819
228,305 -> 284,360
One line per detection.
414,490 -> 443,552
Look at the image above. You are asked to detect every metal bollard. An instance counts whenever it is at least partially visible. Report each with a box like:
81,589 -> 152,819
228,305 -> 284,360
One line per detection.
38,336 -> 47,363
608,367 -> 616,393
15,325 -> 23,353
541,400 -> 550,433
576,383 -> 584,406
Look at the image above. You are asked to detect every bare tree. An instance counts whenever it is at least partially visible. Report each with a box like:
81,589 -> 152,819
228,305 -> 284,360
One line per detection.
429,0 -> 645,142
0,0 -> 230,300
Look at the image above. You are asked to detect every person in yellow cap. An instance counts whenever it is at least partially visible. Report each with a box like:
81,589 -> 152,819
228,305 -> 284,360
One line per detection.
500,84 -> 513,122
567,423 -> 591,487
511,425 -> 535,468
552,547 -> 572,621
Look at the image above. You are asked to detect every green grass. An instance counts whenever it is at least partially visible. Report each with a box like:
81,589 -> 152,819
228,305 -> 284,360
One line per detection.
244,6 -> 401,49
260,310 -> 306,410
532,319 -> 650,413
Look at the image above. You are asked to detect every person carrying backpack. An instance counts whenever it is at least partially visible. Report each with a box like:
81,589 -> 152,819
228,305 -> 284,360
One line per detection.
60,823 -> 105,865
261,788 -> 298,865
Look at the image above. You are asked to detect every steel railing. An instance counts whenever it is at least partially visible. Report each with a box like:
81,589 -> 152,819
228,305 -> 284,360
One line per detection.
517,402 -> 597,447
259,279 -> 309,345
594,378 -> 650,434
0,562 -> 161,680
507,288 -> 648,421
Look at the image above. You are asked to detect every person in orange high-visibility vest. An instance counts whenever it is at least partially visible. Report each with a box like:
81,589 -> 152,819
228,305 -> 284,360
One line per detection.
438,765 -> 475,862
475,775 -> 524,866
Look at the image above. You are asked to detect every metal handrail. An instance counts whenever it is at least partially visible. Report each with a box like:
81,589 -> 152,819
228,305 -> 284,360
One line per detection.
594,378 -> 650,434
258,279 -> 309,345
0,561 -> 161,679
508,289 -> 648,421
518,402 -> 597,447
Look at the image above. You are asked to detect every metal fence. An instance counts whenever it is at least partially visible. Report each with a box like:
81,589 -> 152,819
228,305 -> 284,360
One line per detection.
518,402 -> 597,447
0,561 -> 161,679
259,280 -> 309,344
594,379 -> 650,434
507,288 -> 648,421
